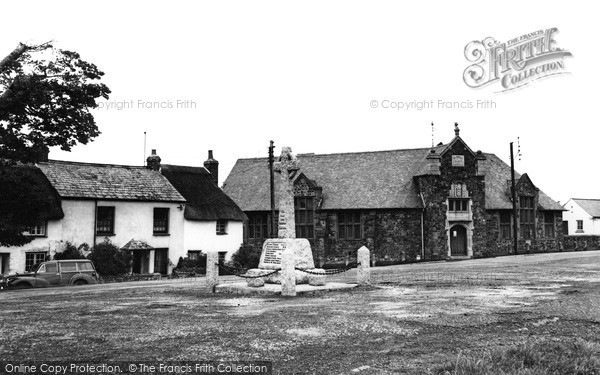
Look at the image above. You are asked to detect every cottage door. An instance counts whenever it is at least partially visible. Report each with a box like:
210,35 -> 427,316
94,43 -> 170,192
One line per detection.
450,225 -> 467,256
132,251 -> 150,274
154,248 -> 169,275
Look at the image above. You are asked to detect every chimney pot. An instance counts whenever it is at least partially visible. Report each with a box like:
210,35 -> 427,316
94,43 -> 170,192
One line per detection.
146,149 -> 161,171
204,150 -> 219,186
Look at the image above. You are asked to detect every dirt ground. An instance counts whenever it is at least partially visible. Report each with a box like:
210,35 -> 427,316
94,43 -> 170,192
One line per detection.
1,251 -> 599,374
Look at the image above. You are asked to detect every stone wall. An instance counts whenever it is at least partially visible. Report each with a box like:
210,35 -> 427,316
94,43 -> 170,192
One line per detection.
320,209 -> 423,265
475,210 -> 563,257
416,140 -> 486,260
563,235 -> 600,251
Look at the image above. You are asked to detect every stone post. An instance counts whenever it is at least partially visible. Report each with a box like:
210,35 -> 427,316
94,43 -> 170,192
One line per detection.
357,246 -> 371,285
205,251 -> 219,293
280,248 -> 296,296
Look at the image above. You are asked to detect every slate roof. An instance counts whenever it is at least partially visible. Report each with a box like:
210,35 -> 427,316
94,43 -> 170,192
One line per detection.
161,164 -> 247,221
121,239 -> 154,250
484,154 -> 563,210
223,145 -> 563,211
572,199 -> 600,218
37,160 -> 185,202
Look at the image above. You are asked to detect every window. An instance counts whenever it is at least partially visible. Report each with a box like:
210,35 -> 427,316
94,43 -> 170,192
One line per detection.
338,211 -> 362,240
153,208 -> 169,234
216,220 -> 228,235
544,212 -> 555,238
519,196 -> 534,239
188,250 -> 203,260
38,263 -> 57,274
60,262 -> 77,272
448,199 -> 469,212
499,211 -> 512,239
577,220 -> 584,232
248,213 -> 269,239
218,252 -> 227,264
77,262 -> 94,271
96,206 -> 115,234
25,252 -> 47,272
24,223 -> 47,236
294,197 -> 314,239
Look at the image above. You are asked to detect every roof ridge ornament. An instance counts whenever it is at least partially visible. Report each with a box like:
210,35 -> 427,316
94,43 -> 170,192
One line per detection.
454,122 -> 460,137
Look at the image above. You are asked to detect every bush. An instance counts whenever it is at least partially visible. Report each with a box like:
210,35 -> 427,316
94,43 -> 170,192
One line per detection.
173,255 -> 206,275
87,240 -> 132,276
54,242 -> 87,260
231,243 -> 262,269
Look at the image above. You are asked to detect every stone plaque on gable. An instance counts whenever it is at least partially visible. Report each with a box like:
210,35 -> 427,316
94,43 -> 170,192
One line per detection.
452,155 -> 465,167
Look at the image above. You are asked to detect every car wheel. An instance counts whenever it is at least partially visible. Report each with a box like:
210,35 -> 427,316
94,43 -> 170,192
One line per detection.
73,280 -> 87,286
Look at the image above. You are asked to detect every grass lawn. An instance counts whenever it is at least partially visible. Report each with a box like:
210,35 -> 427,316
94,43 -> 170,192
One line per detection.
1,251 -> 600,374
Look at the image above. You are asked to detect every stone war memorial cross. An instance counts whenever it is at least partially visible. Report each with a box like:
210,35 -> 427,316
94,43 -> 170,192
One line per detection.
234,146 -> 370,296
274,147 -> 299,239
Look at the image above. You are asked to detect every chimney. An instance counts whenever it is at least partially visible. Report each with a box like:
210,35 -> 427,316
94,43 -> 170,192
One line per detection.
204,150 -> 219,185
426,149 -> 441,175
476,150 -> 487,176
146,149 -> 161,171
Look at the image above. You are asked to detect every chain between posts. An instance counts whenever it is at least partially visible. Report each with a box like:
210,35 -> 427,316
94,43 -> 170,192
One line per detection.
217,264 -> 280,279
295,264 -> 357,276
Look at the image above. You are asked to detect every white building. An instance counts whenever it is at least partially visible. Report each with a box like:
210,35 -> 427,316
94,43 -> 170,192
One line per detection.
562,198 -> 600,235
0,150 -> 246,275
159,151 -> 247,264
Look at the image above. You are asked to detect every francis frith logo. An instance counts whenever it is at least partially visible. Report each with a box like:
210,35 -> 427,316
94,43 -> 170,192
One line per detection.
463,28 -> 572,92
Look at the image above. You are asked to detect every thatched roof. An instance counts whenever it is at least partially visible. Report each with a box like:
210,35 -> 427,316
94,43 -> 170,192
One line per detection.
0,163 -> 64,220
161,164 -> 246,221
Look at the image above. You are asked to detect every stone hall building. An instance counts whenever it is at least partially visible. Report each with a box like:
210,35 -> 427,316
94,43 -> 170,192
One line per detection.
223,125 -> 564,265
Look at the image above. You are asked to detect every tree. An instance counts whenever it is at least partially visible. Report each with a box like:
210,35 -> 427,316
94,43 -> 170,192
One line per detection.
0,42 -> 110,247
0,42 -> 110,162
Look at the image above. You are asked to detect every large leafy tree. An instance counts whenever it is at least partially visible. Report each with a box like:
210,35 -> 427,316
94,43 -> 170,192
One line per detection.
0,42 -> 110,162
0,42 -> 110,247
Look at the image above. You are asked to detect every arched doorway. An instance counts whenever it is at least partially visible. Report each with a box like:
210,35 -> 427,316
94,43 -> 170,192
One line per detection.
450,225 -> 467,256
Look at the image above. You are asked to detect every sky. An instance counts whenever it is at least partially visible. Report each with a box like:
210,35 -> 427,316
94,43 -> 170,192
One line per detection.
1,1 -> 597,205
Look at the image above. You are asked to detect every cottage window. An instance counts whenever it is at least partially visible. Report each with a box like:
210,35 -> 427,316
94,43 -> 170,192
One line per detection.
216,220 -> 228,235
218,251 -> 227,264
544,212 -> 555,238
338,211 -> 362,240
96,206 -> 115,235
25,252 -> 47,272
577,220 -> 584,232
519,196 -> 534,239
187,250 -> 203,260
448,199 -> 469,212
153,208 -> 170,234
24,222 -> 47,237
247,213 -> 269,239
499,211 -> 511,239
294,197 -> 314,239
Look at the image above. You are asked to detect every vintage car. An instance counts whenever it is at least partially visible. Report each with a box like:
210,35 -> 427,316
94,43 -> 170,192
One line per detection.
0,259 -> 99,289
